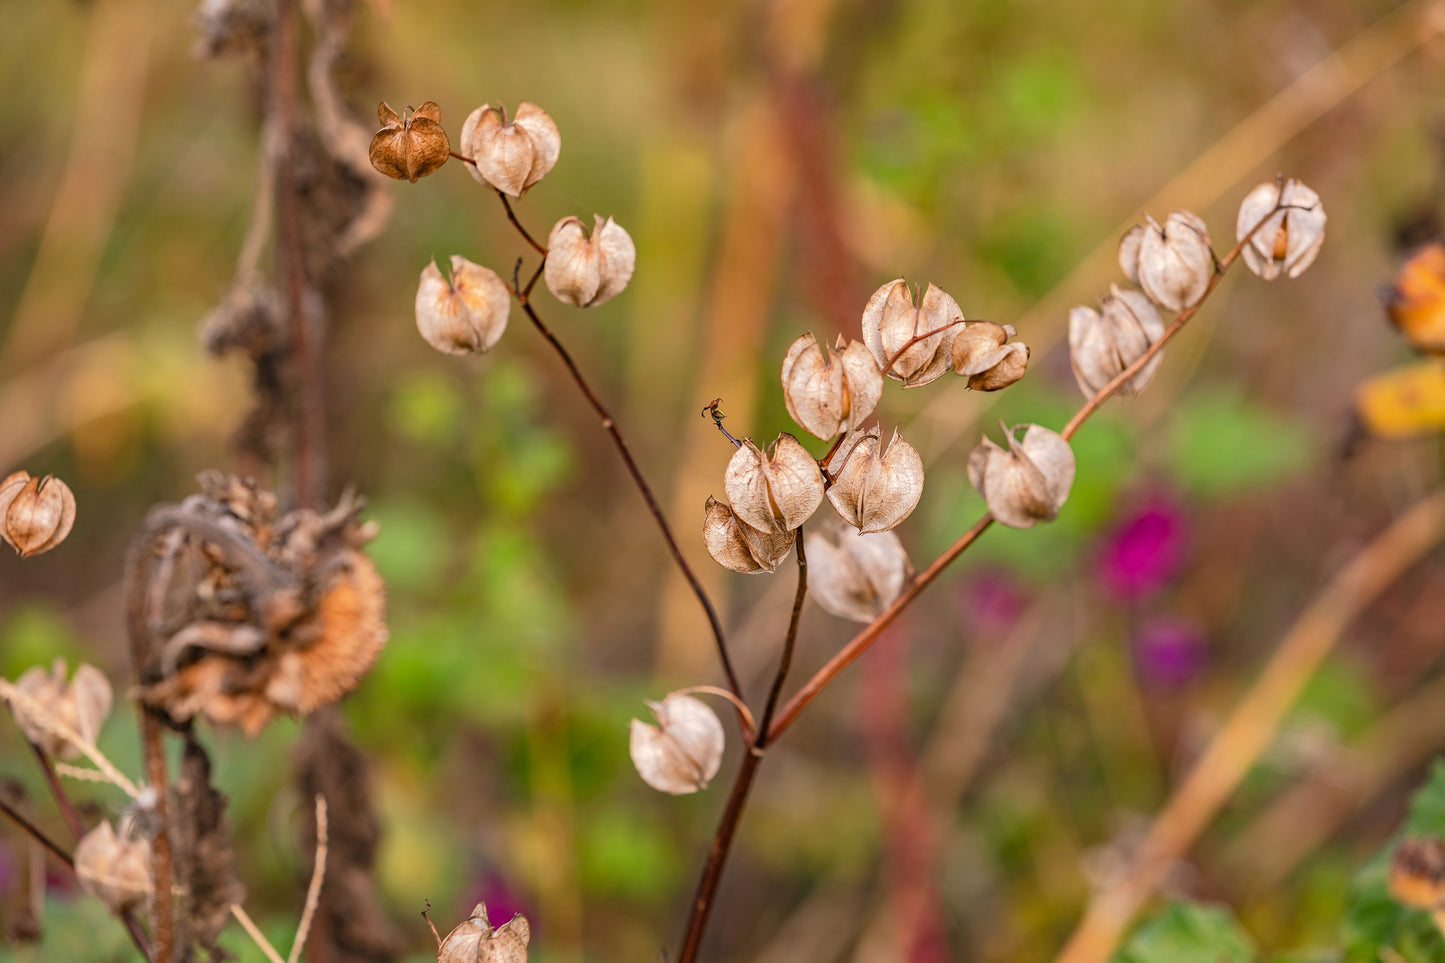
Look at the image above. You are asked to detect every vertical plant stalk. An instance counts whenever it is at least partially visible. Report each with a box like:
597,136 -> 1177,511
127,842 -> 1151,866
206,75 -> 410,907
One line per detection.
141,710 -> 175,963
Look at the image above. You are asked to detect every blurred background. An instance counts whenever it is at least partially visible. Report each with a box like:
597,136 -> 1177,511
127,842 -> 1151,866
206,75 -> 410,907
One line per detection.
2,0 -> 1445,960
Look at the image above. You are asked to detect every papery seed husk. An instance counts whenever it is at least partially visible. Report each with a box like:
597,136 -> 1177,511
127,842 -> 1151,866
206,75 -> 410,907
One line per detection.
544,215 -> 637,308
415,256 -> 510,355
861,279 -> 962,387
439,904 -> 531,963
703,496 -> 794,574
1,474 -> 76,558
952,322 -> 1029,391
826,428 -> 924,534
1068,285 -> 1165,398
780,334 -> 882,439
1237,179 -> 1326,280
805,521 -> 908,623
75,822 -> 153,915
1136,211 -> 1214,312
461,102 -> 561,198
368,101 -> 449,182
723,434 -> 824,534
1119,224 -> 1145,284
970,424 -> 1075,529
629,694 -> 724,795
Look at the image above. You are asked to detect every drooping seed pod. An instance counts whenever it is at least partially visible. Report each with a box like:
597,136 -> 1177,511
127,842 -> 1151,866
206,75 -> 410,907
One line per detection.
1384,242 -> 1445,355
75,821 -> 153,916
9,659 -> 113,759
367,101 -> 449,183
629,693 -> 725,795
0,472 -> 76,558
723,434 -> 825,535
544,215 -> 637,308
860,278 -> 963,387
951,321 -> 1029,391
967,424 -> 1075,529
1236,178 -> 1326,280
826,427 -> 924,534
703,496 -> 795,574
415,256 -> 510,356
804,520 -> 909,623
438,904 -> 531,963
1389,837 -> 1445,909
1068,284 -> 1166,398
780,333 -> 883,440
1119,211 -> 1214,312
460,102 -> 561,198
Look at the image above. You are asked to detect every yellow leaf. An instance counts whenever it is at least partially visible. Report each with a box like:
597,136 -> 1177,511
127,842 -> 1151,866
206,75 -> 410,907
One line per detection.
1356,360 -> 1445,438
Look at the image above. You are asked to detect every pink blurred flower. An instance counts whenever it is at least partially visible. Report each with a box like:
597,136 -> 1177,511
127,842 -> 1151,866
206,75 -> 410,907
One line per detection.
461,868 -> 529,933
1097,495 -> 1189,602
958,569 -> 1027,634
1132,617 -> 1207,688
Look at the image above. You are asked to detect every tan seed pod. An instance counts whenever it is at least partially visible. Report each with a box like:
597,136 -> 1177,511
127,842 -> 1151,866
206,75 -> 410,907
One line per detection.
544,215 -> 636,308
0,472 -> 76,558
460,102 -> 561,198
780,333 -> 883,440
1236,178 -> 1325,280
10,659 -> 113,759
1068,284 -> 1166,398
415,256 -> 510,356
723,434 -> 825,535
629,693 -> 724,795
1389,836 -> 1445,909
438,904 -> 531,963
703,496 -> 795,574
75,821 -> 153,916
951,321 -> 1029,391
1119,211 -> 1214,312
967,424 -> 1075,529
860,279 -> 963,387
826,427 -> 924,534
368,101 -> 450,183
804,519 -> 909,623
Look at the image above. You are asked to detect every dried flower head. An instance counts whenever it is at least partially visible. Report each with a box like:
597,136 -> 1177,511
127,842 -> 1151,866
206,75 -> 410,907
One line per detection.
460,102 -> 561,198
780,333 -> 883,440
1385,242 -> 1445,355
805,521 -> 909,623
75,820 -> 153,916
1119,211 -> 1214,312
438,904 -> 531,963
415,256 -> 510,356
1068,283 -> 1166,397
0,472 -> 76,558
544,215 -> 636,308
368,101 -> 449,183
629,693 -> 725,795
826,427 -> 924,534
861,279 -> 963,387
1390,836 -> 1445,909
723,434 -> 825,535
1236,178 -> 1326,280
951,322 -> 1029,391
9,660 -> 112,759
703,496 -> 795,574
968,424 -> 1075,529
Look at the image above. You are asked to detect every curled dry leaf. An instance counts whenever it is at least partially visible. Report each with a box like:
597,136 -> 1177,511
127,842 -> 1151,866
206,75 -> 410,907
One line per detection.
544,215 -> 636,308
0,472 -> 76,558
75,820 -> 153,916
723,433 -> 825,535
861,278 -> 963,387
805,520 -> 909,623
967,424 -> 1075,529
415,256 -> 510,356
1389,836 -> 1445,909
1385,242 -> 1445,355
460,102 -> 561,197
703,496 -> 795,574
1068,283 -> 1166,398
826,427 -> 924,534
438,903 -> 531,963
1236,178 -> 1326,280
368,101 -> 449,183
9,659 -> 113,759
951,321 -> 1029,391
780,333 -> 882,440
1119,211 -> 1213,312
629,693 -> 725,795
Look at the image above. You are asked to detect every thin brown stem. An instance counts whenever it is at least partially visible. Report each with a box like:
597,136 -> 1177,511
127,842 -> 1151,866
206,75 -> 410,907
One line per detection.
496,192 -> 548,256
0,795 -> 74,868
29,740 -> 83,839
756,530 -> 807,748
880,318 -> 969,381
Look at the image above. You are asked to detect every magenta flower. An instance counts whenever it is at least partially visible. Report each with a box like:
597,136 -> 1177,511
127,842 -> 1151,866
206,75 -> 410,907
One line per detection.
958,569 -> 1027,634
1097,495 -> 1189,602
1132,617 -> 1207,688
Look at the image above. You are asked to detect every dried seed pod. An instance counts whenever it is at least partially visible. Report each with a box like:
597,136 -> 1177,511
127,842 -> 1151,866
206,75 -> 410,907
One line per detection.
780,333 -> 883,440
629,693 -> 725,795
0,472 -> 76,558
1119,211 -> 1214,312
951,321 -> 1029,391
861,279 -> 963,387
544,215 -> 636,308
438,903 -> 531,963
1385,242 -> 1445,355
9,659 -> 113,759
1390,836 -> 1445,909
75,821 -> 153,916
703,496 -> 795,574
415,256 -> 510,355
1236,178 -> 1325,280
804,520 -> 909,623
460,102 -> 561,198
368,101 -> 449,183
1068,284 -> 1166,397
723,433 -> 825,535
967,424 -> 1075,529
826,427 -> 924,534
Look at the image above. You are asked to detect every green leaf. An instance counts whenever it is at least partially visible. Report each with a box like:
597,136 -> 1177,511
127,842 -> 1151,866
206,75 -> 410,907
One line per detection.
1166,388 -> 1315,496
1113,901 -> 1256,963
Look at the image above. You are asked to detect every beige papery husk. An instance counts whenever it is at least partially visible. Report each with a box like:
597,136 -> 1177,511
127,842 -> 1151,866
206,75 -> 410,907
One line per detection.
367,101 -> 449,183
629,693 -> 725,795
0,471 -> 77,558
780,332 -> 883,439
804,518 -> 910,624
723,433 -> 826,535
860,278 -> 964,387
826,427 -> 924,534
544,215 -> 636,308
438,903 -> 531,963
415,256 -> 510,356
460,101 -> 560,198
967,424 -> 1076,529
950,321 -> 1029,391
1068,283 -> 1166,398
1236,178 -> 1326,280
1119,210 -> 1214,312
703,496 -> 795,574
9,659 -> 112,759
75,818 -> 154,916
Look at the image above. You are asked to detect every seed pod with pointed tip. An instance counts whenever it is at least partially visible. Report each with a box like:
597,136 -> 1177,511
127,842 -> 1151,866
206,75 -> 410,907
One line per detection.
703,496 -> 795,574
861,279 -> 963,387
438,904 -> 531,963
951,321 -> 1029,391
780,332 -> 883,440
415,256 -> 510,356
460,102 -> 561,198
75,821 -> 153,916
367,101 -> 449,182
968,424 -> 1075,529
0,472 -> 76,558
723,434 -> 825,535
544,215 -> 636,308
1119,211 -> 1214,312
1236,179 -> 1326,280
805,520 -> 909,623
10,659 -> 113,759
826,427 -> 923,534
1389,836 -> 1445,909
1068,284 -> 1166,398
1385,243 -> 1445,354
629,693 -> 725,795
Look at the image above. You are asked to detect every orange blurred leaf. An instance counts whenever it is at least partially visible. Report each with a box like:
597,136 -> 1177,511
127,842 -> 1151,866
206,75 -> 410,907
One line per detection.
1356,360 -> 1445,438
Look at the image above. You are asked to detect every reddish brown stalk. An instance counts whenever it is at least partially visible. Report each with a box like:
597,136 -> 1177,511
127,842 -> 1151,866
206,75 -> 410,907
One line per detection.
0,795 -> 73,868
28,740 -> 83,839
879,319 -> 969,381
756,528 -> 807,748
141,710 -> 175,963
497,192 -> 548,256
